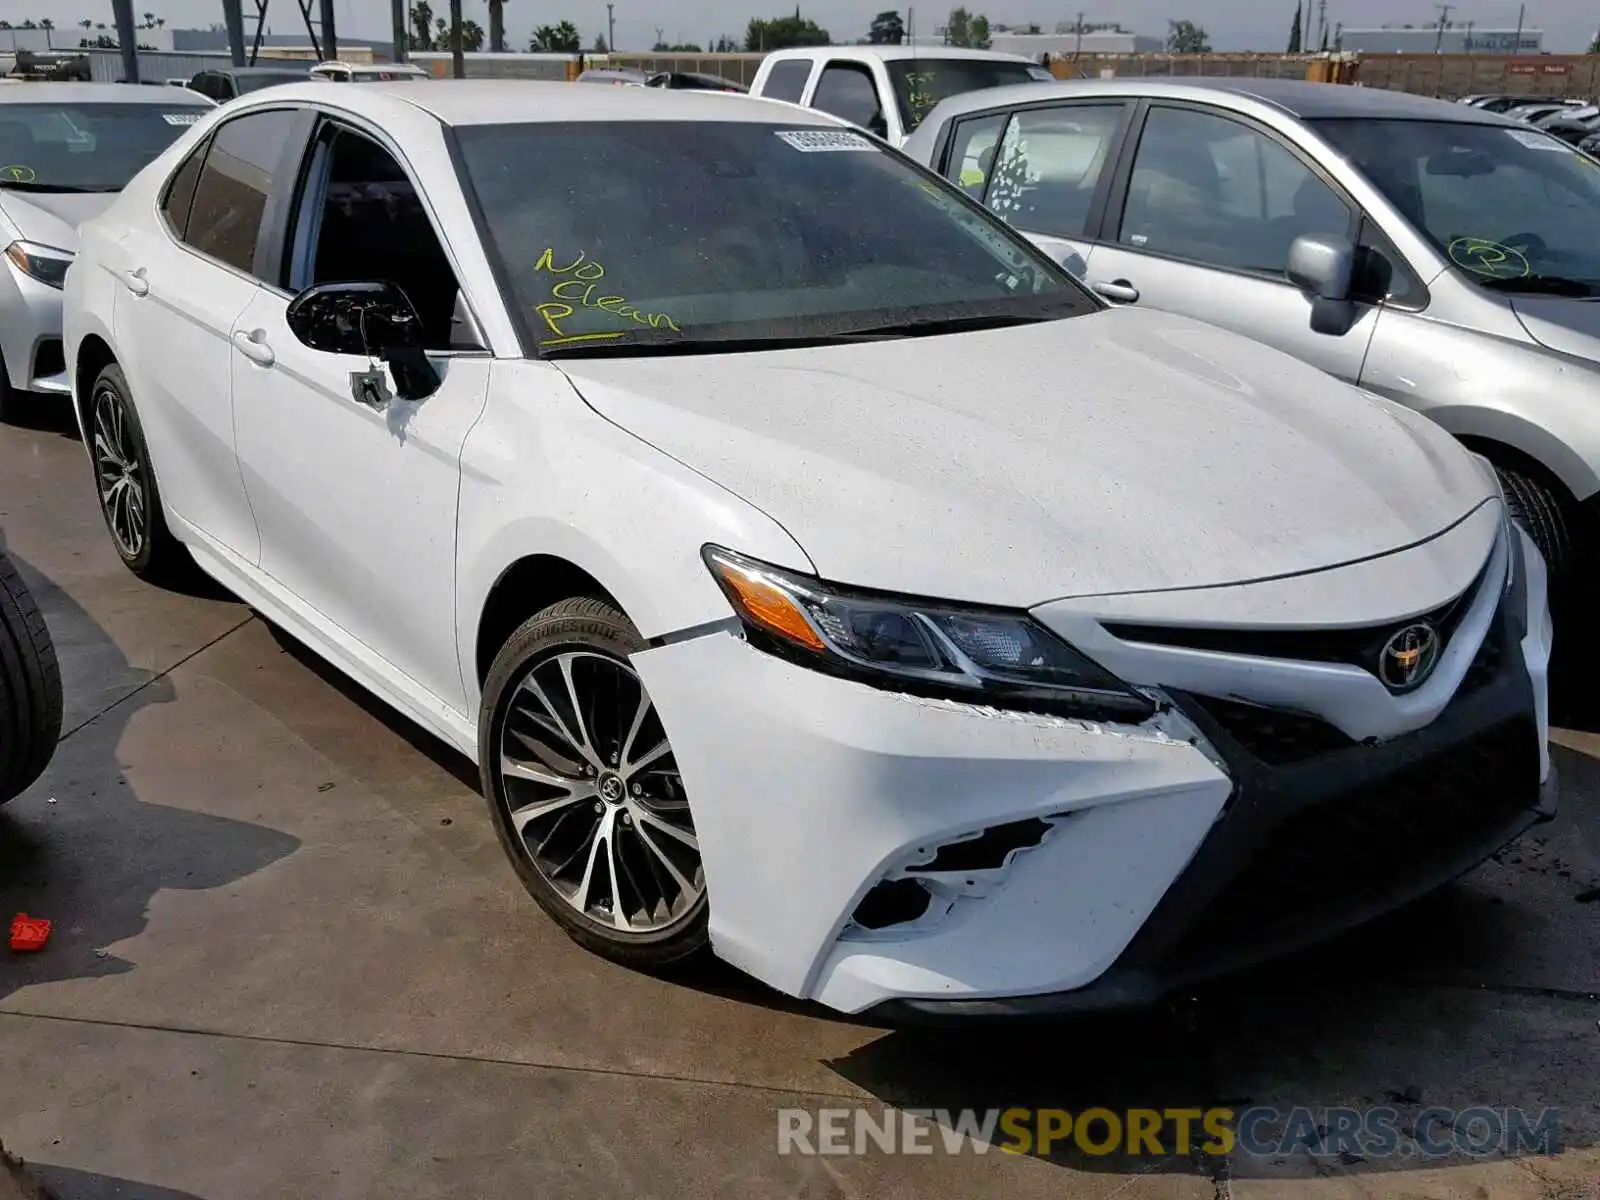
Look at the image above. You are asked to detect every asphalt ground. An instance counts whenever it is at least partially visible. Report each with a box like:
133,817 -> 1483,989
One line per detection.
1,405 -> 1596,1199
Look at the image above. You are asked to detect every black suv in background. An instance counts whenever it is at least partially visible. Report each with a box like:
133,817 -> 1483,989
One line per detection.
186,64 -> 310,102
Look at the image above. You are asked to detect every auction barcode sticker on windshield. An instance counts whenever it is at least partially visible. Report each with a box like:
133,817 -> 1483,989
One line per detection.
774,129 -> 876,152
162,112 -> 203,125
1506,128 -> 1564,151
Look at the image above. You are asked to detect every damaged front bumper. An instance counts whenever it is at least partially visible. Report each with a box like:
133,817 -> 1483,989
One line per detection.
630,526 -> 1554,1018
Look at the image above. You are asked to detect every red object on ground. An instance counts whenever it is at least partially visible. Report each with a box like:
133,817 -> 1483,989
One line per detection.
9,914 -> 50,952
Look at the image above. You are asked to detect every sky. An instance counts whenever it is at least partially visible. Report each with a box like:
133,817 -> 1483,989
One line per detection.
5,0 -> 1592,56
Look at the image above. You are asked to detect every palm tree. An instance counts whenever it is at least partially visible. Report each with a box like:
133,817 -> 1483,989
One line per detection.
489,0 -> 506,52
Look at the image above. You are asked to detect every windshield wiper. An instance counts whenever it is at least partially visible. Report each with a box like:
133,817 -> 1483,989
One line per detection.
1477,274 -> 1597,297
539,312 -> 1074,360
0,181 -> 111,194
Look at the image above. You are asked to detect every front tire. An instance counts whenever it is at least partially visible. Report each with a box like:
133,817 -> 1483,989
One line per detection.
0,549 -> 63,806
1496,464 -> 1574,587
478,597 -> 709,968
89,364 -> 182,581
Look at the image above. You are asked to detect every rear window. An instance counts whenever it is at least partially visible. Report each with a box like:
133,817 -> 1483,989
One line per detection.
455,119 -> 1090,355
0,102 -> 209,193
887,58 -> 1053,132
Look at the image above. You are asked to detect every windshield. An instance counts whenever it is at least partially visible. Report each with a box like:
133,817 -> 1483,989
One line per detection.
455,120 -> 1091,356
1313,118 -> 1600,295
0,102 -> 205,193
235,72 -> 308,93
886,58 -> 1051,133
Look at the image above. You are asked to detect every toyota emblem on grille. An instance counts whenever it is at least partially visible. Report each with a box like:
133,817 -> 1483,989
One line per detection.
1379,622 -> 1441,692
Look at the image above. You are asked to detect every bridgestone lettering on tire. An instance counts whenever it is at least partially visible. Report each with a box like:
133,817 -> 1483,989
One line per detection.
478,596 -> 709,967
0,550 -> 63,806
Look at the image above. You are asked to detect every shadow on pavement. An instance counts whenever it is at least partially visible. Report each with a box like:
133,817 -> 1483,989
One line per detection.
0,545 -> 300,1006
26,1162 -> 207,1200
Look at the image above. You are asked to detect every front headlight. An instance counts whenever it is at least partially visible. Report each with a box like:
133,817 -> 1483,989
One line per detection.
4,240 -> 74,290
703,545 -> 1154,721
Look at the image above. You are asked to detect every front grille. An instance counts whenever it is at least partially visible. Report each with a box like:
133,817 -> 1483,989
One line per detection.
1192,696 -> 1355,764
1155,718 -> 1538,973
1104,560 -> 1489,680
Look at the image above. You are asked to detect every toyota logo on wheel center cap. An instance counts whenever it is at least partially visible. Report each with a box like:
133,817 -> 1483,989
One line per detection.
1378,622 -> 1441,692
599,773 -> 625,803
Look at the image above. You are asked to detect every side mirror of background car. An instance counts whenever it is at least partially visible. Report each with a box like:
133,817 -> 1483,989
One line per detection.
1286,234 -> 1358,337
285,280 -> 442,402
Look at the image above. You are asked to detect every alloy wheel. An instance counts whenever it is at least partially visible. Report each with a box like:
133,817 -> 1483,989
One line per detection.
497,650 -> 703,934
92,386 -> 147,560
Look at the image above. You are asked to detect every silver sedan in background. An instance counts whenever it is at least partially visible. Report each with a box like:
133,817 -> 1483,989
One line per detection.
903,78 -> 1600,617
0,83 -> 214,423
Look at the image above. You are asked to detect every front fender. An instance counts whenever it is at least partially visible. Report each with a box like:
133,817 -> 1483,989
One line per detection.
454,362 -> 815,715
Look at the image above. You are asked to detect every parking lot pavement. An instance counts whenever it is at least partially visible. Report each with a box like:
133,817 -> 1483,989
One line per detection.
1,411 -> 1597,1199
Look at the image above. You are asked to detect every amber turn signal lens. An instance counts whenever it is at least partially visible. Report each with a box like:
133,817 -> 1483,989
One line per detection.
713,561 -> 826,652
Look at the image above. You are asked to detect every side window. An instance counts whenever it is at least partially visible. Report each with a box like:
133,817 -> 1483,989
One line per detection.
183,108 -> 299,275
1353,216 -> 1423,308
810,62 -> 883,133
983,103 -> 1125,238
944,112 -> 1007,199
762,59 -> 811,103
1117,106 -> 1352,277
159,137 -> 209,238
286,124 -> 465,351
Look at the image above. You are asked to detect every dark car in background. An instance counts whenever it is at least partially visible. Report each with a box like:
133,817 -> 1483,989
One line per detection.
186,64 -> 310,102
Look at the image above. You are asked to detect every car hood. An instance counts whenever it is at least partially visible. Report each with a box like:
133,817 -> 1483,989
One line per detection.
1511,295 -> 1600,362
0,191 -> 116,252
558,308 -> 1495,608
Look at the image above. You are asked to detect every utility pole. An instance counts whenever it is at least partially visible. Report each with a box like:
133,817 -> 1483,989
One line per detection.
222,0 -> 247,64
1074,9 -> 1084,57
392,0 -> 408,61
1316,0 -> 1327,46
1433,3 -> 1453,52
112,0 -> 139,82
607,2 -> 615,51
449,0 -> 464,75
1511,2 -> 1524,53
319,0 -> 338,59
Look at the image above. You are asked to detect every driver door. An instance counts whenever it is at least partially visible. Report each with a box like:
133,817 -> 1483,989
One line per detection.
230,116 -> 492,712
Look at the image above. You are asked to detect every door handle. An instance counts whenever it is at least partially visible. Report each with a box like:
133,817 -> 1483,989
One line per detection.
232,329 -> 275,367
119,267 -> 149,297
1092,278 -> 1140,304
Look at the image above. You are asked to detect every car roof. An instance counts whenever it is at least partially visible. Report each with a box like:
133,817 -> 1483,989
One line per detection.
765,44 -> 1037,64
232,78 -> 850,126
914,76 -> 1525,127
0,81 -> 214,105
218,65 -> 312,77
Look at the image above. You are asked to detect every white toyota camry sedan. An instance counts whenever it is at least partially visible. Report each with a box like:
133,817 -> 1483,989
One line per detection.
63,82 -> 1555,1018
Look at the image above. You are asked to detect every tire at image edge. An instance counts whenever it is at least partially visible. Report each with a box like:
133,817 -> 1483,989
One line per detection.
476,596 -> 711,969
0,550 -> 63,806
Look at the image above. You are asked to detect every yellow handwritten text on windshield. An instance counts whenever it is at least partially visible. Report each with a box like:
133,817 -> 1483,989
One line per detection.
533,248 -> 681,346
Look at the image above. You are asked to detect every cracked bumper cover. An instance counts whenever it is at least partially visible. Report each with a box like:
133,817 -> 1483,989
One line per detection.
629,538 -> 1553,1018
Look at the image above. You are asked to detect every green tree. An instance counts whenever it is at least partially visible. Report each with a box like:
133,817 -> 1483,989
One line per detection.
1590,30 -> 1600,53
530,20 -> 581,51
714,33 -> 739,50
1286,2 -> 1302,52
868,10 -> 904,43
1166,19 -> 1210,51
744,13 -> 830,50
654,41 -> 703,50
944,6 -> 969,45
409,1 -> 435,50
592,32 -> 609,51
970,13 -> 991,47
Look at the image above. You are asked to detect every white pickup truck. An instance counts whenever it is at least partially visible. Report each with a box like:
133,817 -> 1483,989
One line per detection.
747,45 -> 1054,147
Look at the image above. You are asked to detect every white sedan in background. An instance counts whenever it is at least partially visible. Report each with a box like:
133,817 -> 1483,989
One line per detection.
0,82 -> 213,423
64,82 -> 1554,1017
